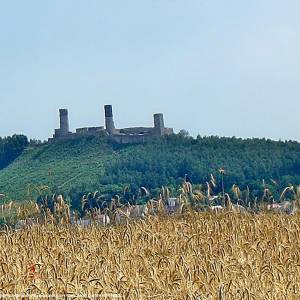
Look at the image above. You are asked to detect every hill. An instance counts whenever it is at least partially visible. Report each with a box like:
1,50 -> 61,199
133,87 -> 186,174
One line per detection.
0,134 -> 300,204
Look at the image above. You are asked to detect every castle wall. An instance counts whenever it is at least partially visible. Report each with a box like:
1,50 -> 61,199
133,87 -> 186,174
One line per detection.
119,127 -> 154,135
51,105 -> 174,144
76,126 -> 104,134
49,129 -> 107,143
164,128 -> 174,135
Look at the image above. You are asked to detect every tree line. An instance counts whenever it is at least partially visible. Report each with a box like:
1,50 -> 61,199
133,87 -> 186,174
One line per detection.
98,134 -> 300,199
0,135 -> 29,169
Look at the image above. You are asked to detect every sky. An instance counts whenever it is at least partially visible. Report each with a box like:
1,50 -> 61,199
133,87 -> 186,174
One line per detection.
0,0 -> 300,141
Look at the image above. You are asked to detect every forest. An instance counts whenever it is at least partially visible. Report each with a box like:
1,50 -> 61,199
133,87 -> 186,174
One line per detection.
0,134 -> 29,169
0,133 -> 299,206
98,134 -> 300,197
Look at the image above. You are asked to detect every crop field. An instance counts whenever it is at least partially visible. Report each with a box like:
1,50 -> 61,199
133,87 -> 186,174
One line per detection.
0,211 -> 299,300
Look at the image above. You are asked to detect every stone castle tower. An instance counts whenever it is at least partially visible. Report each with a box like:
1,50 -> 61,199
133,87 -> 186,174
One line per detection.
53,109 -> 70,138
51,105 -> 173,144
104,105 -> 115,135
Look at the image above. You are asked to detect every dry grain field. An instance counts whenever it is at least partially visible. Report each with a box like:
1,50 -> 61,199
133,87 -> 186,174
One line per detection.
0,211 -> 300,300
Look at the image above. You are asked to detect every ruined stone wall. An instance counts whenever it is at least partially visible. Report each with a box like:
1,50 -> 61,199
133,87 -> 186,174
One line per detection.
49,129 -> 107,143
164,128 -> 174,135
119,127 -> 154,135
76,127 -> 105,134
51,105 -> 174,144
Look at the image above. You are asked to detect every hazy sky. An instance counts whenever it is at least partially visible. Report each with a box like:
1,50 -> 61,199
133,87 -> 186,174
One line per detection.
1,0 -> 300,141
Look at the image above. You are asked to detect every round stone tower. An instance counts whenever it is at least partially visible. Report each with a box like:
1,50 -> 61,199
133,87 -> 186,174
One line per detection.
104,105 -> 115,134
154,113 -> 165,136
59,109 -> 69,135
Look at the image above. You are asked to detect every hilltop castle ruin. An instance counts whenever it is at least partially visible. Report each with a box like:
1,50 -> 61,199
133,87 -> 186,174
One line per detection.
49,105 -> 173,144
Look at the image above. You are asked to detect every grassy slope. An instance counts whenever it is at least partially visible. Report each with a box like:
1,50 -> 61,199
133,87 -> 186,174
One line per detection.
0,136 -> 116,201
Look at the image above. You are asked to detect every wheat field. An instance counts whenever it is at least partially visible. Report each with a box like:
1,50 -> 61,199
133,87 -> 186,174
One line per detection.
0,211 -> 299,299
